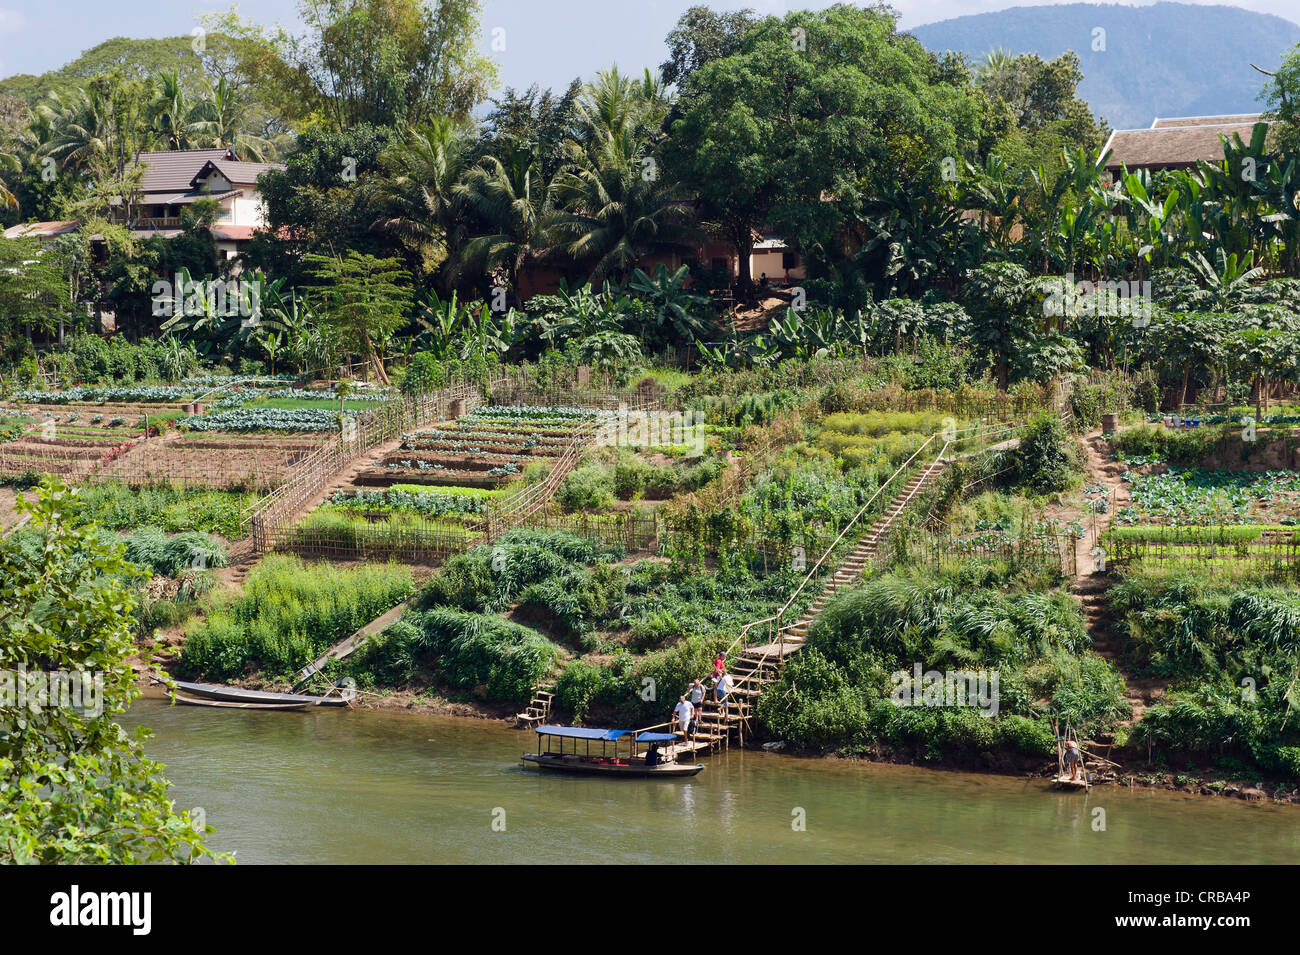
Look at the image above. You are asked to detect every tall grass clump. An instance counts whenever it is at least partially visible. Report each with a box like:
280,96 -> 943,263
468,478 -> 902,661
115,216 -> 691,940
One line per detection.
180,556 -> 413,679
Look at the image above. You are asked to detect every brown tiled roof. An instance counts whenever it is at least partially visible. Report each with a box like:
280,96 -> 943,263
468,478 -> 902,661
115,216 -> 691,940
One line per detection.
1102,117 -> 1271,173
1151,114 -> 1263,129
201,158 -> 284,185
130,149 -> 284,196
132,149 -> 236,193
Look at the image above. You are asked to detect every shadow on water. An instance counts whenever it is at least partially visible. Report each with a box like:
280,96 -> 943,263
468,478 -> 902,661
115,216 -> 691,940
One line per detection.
119,700 -> 1300,864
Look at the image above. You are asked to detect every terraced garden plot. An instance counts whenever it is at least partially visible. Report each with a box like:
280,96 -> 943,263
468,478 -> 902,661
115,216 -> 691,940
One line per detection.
6,402 -> 190,422
11,385 -> 204,404
1114,467 -> 1300,526
0,419 -> 141,480
281,485 -> 492,561
351,405 -> 601,491
283,406 -> 605,561
92,431 -> 330,491
178,406 -> 353,433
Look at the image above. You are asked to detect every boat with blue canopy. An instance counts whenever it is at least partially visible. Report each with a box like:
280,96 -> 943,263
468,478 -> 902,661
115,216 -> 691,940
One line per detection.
521,725 -> 704,777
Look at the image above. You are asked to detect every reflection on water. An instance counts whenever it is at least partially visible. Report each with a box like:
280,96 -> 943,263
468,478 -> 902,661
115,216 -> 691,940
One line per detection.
120,700 -> 1300,864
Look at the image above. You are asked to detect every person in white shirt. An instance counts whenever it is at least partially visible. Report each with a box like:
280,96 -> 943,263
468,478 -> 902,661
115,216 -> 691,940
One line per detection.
714,671 -> 733,715
689,679 -> 705,725
673,696 -> 694,736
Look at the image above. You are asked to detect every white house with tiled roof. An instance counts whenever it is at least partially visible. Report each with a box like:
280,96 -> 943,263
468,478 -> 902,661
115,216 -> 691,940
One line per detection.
5,147 -> 284,261
117,147 -> 284,259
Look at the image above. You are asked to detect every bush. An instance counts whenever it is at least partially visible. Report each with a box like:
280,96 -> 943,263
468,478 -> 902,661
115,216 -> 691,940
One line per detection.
1110,423 -> 1219,464
557,463 -> 615,510
348,606 -> 560,705
124,527 -> 228,577
1014,412 -> 1076,494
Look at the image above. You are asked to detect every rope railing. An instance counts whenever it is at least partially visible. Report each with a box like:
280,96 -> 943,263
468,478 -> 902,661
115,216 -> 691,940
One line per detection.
631,417 -> 1028,749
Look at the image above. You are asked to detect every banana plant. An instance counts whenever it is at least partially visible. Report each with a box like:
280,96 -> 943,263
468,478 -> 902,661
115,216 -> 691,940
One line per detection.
1185,249 -> 1265,308
626,263 -> 712,345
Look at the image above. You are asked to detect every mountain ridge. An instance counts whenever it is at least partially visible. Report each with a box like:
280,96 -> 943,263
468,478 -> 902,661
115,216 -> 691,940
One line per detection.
910,2 -> 1300,129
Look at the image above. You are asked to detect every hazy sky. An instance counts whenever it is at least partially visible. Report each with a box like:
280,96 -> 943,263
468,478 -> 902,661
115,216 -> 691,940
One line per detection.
1,0 -> 1298,91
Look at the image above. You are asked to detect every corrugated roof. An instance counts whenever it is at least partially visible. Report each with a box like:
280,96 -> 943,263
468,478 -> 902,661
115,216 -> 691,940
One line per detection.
4,220 -> 81,239
211,225 -> 257,241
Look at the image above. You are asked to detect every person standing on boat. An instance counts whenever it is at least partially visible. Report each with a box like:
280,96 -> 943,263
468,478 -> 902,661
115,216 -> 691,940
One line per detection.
674,696 -> 694,736
1065,740 -> 1081,781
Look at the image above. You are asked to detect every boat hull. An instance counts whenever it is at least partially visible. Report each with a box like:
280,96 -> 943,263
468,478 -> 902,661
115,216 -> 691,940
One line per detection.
521,754 -> 704,777
165,678 -> 351,707
173,692 -> 313,711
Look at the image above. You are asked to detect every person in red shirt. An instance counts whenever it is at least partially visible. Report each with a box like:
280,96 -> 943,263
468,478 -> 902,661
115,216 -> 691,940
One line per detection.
712,653 -> 726,680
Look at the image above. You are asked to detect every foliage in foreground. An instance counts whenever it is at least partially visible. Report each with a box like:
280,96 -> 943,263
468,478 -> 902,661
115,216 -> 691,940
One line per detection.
0,480 -> 226,863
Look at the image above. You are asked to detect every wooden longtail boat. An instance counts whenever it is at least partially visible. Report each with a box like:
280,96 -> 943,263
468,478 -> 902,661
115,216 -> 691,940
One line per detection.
159,677 -> 353,708
521,725 -> 705,778
173,692 -> 314,711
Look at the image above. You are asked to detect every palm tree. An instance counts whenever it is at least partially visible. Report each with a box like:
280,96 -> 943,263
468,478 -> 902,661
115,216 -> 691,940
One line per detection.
452,143 -> 553,298
548,129 -> 699,283
38,86 -> 113,174
191,76 -> 277,161
370,118 -> 468,279
963,155 -> 1025,252
575,67 -> 666,148
0,149 -> 19,210
150,71 -> 202,151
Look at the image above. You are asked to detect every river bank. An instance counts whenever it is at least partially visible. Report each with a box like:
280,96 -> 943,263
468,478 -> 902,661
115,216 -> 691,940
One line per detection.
118,700 -> 1300,865
137,673 -> 1300,808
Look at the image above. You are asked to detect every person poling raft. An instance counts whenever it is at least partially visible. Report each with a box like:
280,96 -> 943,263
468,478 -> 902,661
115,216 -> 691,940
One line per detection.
521,725 -> 705,778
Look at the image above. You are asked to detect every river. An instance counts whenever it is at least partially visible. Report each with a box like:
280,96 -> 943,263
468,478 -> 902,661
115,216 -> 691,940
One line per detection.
121,700 -> 1300,864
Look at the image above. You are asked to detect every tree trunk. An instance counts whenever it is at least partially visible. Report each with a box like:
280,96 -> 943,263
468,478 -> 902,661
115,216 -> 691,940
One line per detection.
732,226 -> 754,303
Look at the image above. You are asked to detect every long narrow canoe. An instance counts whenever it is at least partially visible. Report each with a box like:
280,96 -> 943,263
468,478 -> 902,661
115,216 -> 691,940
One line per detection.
173,692 -> 314,711
165,678 -> 352,707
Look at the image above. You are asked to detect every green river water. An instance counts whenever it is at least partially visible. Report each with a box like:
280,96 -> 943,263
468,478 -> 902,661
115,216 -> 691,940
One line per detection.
122,700 -> 1300,864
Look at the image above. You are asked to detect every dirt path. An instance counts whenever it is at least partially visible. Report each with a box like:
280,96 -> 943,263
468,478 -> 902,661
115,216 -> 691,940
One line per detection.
0,487 -> 25,535
1067,429 -> 1168,729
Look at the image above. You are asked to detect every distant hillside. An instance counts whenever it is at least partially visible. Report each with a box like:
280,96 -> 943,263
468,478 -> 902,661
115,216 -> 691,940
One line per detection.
911,2 -> 1300,129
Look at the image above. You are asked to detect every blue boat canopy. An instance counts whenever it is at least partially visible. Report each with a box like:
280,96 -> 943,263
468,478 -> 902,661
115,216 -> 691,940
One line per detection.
536,725 -> 635,741
636,732 -> 678,743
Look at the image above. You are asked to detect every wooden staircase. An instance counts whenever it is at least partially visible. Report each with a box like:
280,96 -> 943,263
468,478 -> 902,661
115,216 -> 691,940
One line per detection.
655,446 -> 952,758
776,450 -> 948,650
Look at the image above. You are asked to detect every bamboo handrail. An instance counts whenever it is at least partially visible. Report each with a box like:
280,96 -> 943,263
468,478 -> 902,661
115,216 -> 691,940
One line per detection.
723,433 -> 937,661
630,418 -> 1026,750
